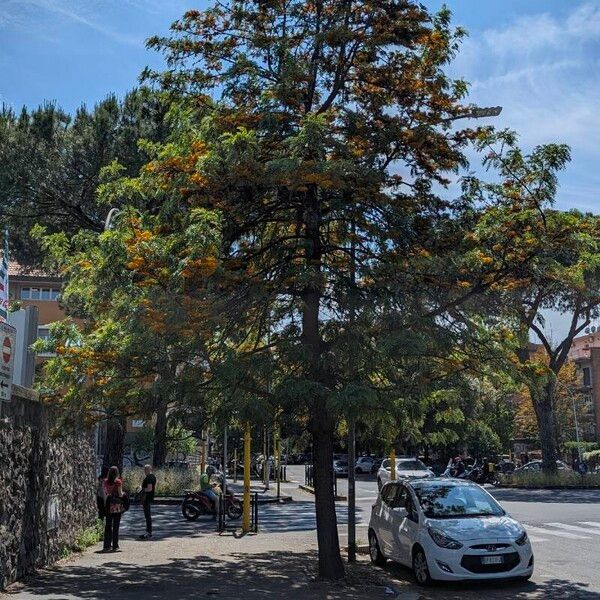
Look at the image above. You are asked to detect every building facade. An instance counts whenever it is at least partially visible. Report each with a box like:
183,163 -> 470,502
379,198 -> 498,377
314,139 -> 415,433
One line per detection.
567,330 -> 600,442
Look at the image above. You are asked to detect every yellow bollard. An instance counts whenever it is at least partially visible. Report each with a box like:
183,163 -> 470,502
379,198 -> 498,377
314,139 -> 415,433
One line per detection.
243,422 -> 251,533
390,448 -> 396,481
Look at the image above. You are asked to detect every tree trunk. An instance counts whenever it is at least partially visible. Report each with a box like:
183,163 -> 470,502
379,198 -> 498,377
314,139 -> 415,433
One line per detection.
312,417 -> 345,578
301,183 -> 344,580
103,416 -> 125,473
153,400 -> 168,468
533,381 -> 559,473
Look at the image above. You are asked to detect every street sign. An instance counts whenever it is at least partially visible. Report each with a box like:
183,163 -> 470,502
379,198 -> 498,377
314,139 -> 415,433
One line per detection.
0,322 -> 15,402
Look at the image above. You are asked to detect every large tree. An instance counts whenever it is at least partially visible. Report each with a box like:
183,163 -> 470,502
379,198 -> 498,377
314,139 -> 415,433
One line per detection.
459,132 -> 600,472
0,88 -> 169,263
142,1 -> 492,578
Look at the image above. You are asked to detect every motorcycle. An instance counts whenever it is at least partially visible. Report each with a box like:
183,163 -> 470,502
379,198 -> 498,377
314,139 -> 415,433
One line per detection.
181,488 -> 243,521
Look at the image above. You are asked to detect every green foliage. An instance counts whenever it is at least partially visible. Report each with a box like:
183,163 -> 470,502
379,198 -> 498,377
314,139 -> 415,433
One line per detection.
60,519 -> 104,558
500,471 -> 600,489
121,467 -> 198,497
583,450 -> 600,471
0,90 -> 170,263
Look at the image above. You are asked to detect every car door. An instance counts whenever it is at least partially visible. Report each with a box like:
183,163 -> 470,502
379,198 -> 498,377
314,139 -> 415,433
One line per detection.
396,487 -> 420,565
378,483 -> 400,556
386,485 -> 409,561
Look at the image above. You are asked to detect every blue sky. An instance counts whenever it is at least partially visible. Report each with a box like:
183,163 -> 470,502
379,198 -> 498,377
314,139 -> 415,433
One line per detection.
1,0 -> 597,342
0,0 -> 598,218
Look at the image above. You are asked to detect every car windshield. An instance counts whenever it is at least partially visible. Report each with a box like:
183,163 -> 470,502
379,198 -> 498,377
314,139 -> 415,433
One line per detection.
397,459 -> 428,471
414,484 -> 505,519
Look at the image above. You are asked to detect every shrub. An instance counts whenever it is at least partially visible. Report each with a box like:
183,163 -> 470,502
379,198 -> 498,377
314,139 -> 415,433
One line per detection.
121,467 -> 198,497
499,470 -> 600,488
72,520 -> 104,552
583,449 -> 600,471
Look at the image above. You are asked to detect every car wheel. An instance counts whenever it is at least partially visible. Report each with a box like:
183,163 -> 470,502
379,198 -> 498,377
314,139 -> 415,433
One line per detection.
368,530 -> 387,567
412,547 -> 432,586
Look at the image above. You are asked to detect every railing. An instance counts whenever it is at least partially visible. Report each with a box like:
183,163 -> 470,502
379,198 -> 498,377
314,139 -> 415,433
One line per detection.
305,464 -> 338,497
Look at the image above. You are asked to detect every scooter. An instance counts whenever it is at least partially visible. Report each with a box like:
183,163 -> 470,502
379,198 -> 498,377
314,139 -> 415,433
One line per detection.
181,488 -> 243,521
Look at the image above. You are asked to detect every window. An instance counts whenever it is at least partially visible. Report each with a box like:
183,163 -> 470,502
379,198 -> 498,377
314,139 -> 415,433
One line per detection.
382,483 -> 407,508
20,287 -> 60,301
37,327 -> 56,357
583,367 -> 592,387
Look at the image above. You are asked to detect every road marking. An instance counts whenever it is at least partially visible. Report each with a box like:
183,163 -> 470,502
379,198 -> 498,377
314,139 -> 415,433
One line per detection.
528,536 -> 548,543
578,522 -> 600,530
545,523 -> 600,536
525,525 -> 590,539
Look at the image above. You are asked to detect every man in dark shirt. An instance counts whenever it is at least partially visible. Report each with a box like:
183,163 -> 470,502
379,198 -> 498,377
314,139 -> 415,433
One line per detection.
140,465 -> 157,539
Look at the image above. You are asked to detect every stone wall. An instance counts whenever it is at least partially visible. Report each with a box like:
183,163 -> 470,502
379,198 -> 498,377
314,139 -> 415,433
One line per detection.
0,385 -> 96,590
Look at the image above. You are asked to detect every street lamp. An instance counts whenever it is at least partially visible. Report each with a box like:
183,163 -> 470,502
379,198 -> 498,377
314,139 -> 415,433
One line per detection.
104,208 -> 122,231
443,105 -> 503,124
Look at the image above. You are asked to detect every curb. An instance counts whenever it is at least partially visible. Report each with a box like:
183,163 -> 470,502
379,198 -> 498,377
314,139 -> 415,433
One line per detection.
498,484 -> 600,490
150,494 -> 293,506
344,544 -> 369,555
298,485 -> 347,501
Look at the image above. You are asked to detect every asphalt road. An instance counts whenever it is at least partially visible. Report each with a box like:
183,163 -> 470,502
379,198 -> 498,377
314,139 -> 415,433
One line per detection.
278,465 -> 600,597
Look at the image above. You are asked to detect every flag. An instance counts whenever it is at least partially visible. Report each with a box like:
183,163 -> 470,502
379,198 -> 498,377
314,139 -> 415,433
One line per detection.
0,229 -> 8,322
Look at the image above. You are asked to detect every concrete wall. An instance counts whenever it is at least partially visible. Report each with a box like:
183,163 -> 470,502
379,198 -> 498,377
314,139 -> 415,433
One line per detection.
0,385 -> 96,590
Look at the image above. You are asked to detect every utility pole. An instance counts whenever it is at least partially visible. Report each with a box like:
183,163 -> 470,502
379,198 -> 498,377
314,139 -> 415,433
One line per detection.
347,214 -> 357,563
222,425 -> 228,506
275,426 -> 281,500
242,422 -> 251,533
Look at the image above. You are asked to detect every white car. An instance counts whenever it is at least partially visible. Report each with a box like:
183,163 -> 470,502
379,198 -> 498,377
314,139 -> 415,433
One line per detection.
355,456 -> 377,474
368,478 -> 533,585
333,460 -> 348,477
377,457 -> 434,489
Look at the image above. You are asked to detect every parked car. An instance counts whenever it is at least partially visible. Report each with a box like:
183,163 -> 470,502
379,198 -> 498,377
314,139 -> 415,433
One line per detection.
514,460 -> 570,473
368,478 -> 533,585
333,459 -> 349,477
377,458 -> 434,490
355,456 -> 377,474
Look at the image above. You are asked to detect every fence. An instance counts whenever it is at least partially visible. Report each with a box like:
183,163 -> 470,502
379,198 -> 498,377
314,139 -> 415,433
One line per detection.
217,491 -> 258,533
304,464 -> 338,496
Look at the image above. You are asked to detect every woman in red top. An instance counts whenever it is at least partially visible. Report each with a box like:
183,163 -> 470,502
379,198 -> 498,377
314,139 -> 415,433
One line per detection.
102,466 -> 124,552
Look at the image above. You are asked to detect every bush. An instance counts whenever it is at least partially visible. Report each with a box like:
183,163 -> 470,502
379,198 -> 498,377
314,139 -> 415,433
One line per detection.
583,449 -> 600,471
499,470 -> 600,488
72,520 -> 104,552
121,467 -> 198,497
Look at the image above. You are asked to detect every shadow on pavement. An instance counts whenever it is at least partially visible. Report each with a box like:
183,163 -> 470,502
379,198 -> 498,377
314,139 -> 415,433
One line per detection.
489,487 -> 600,505
382,561 -> 600,599
7,552 -> 390,600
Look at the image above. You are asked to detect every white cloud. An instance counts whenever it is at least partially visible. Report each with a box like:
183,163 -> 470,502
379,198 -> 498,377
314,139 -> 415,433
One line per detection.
482,2 -> 600,56
3,0 -> 145,46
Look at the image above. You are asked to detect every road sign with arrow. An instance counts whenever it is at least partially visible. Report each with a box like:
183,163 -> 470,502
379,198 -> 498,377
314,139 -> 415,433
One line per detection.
0,322 -> 15,402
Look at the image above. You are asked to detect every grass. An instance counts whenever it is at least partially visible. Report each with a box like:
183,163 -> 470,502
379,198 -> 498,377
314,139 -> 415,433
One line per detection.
499,470 -> 600,488
121,467 -> 199,497
59,519 -> 104,559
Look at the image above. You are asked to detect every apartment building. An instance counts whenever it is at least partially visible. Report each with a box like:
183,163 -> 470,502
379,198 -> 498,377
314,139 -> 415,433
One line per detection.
568,328 -> 600,442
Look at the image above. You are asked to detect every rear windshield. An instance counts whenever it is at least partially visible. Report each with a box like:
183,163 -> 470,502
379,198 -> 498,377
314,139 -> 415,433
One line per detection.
397,460 -> 427,471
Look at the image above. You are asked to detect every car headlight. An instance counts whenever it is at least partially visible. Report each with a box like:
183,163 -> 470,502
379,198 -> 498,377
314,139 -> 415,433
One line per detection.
427,526 -> 463,549
515,530 -> 528,546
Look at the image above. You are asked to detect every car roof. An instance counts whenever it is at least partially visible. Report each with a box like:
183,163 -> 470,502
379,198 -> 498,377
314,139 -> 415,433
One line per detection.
405,478 -> 479,489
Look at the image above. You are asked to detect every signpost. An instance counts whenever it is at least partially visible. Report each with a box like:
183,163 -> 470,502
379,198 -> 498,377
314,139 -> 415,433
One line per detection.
0,322 -> 16,403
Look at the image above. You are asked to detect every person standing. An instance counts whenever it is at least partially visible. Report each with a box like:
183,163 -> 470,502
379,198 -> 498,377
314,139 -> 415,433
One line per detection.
96,468 -> 108,522
103,466 -> 124,552
140,464 -> 157,539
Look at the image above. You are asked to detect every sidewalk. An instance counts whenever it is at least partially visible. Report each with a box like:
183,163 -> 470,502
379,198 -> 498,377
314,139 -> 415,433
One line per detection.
1,505 -> 396,600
